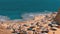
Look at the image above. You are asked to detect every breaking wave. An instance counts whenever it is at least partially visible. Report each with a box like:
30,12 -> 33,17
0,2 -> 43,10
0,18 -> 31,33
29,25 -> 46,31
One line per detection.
0,10 -> 57,22
0,15 -> 10,21
21,10 -> 57,20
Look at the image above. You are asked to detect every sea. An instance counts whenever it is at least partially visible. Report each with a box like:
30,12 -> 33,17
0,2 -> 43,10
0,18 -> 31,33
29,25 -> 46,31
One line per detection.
0,0 -> 60,20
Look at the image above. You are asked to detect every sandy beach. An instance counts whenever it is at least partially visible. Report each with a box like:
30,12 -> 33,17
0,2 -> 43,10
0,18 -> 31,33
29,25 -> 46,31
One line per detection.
0,12 -> 60,34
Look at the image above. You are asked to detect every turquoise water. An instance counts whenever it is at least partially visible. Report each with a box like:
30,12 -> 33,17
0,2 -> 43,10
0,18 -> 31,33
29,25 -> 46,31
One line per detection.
0,0 -> 60,19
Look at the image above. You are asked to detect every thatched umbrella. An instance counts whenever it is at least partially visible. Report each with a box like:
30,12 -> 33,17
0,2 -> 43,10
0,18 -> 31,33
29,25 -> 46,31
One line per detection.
54,8 -> 60,25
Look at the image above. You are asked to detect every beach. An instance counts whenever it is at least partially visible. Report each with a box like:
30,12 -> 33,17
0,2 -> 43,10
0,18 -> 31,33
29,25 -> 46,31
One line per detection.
0,12 -> 59,34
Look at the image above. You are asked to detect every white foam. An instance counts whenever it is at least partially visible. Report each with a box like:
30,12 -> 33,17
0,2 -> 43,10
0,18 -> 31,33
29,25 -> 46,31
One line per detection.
0,15 -> 10,22
0,10 -> 58,22
21,11 -> 57,20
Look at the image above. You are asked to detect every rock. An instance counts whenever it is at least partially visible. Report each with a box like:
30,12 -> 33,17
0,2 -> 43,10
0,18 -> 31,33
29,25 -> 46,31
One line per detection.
54,9 -> 60,25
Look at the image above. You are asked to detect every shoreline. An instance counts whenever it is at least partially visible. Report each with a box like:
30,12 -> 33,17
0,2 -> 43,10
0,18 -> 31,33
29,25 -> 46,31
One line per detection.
0,11 -> 57,21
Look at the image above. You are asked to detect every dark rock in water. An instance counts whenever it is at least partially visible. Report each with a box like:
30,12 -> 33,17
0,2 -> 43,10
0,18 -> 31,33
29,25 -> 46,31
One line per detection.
54,8 -> 60,25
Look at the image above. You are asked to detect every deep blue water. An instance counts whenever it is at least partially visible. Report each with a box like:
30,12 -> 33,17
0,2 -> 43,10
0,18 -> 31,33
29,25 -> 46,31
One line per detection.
0,0 -> 60,19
